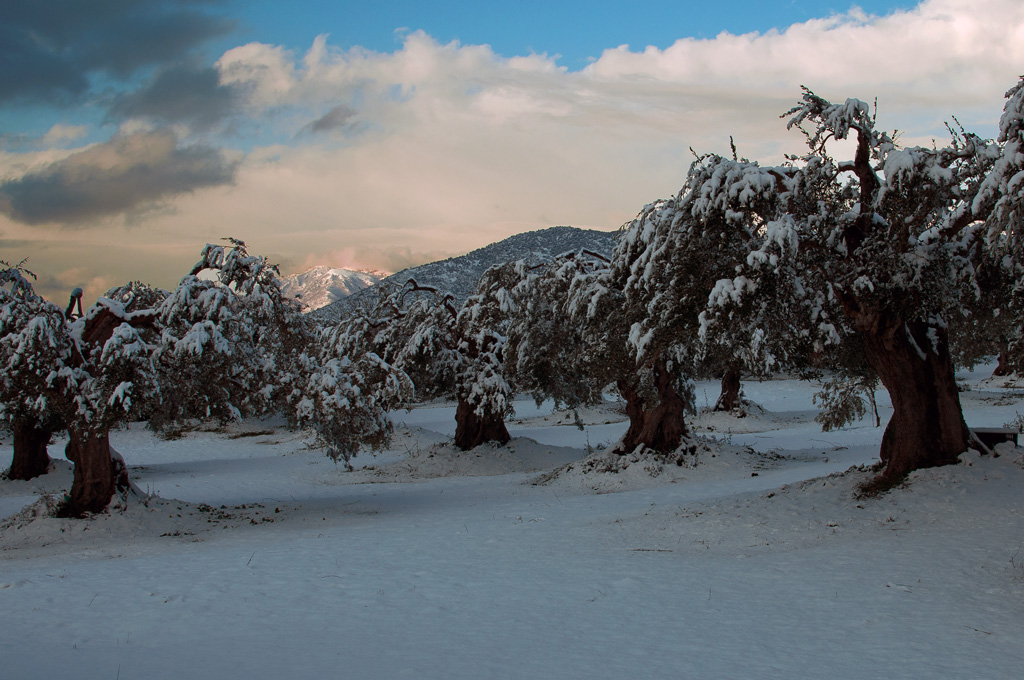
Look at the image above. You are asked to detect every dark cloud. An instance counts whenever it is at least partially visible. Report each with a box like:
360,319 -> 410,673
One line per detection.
300,105 -> 360,136
107,61 -> 246,130
0,129 -> 238,226
0,30 -> 86,106
0,1 -> 234,106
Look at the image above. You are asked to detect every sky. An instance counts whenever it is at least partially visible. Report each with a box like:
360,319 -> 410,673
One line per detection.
2,0 -> 1024,303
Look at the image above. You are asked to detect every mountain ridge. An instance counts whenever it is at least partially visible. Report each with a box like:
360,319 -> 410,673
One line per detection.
310,225 -> 619,322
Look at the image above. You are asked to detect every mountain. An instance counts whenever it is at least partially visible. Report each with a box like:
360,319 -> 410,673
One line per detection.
312,226 -> 619,322
280,266 -> 385,312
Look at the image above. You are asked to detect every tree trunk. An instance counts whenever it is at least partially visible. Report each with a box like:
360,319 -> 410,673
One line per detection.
859,318 -> 968,488
713,366 -> 742,412
617,363 -> 689,453
61,429 -> 127,516
7,419 -> 51,481
617,380 -> 647,452
454,397 -> 510,450
992,351 -> 1014,377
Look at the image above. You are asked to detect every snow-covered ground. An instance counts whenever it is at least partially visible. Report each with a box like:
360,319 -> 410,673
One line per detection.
2,367 -> 1023,679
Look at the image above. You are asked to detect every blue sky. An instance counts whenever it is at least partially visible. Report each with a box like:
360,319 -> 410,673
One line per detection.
1,0 -> 1022,302
230,1 -> 913,67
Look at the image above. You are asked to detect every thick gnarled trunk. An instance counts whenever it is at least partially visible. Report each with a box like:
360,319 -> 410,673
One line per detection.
454,397 -> 510,450
7,419 -> 51,480
61,429 -> 130,516
713,366 -> 743,412
860,318 -> 968,487
617,363 -> 689,453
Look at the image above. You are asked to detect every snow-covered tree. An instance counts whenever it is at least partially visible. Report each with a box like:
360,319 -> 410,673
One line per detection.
686,80 -> 1024,488
2,257 -> 168,508
448,263 -> 520,449
150,239 -> 311,434
2,239 -> 325,515
504,249 -> 685,453
297,282 -> 415,466
362,280 -> 459,402
563,247 -> 695,455
507,247 -> 702,459
104,281 -> 169,314
59,238 -> 324,514
615,152 -> 808,418
1,260 -> 61,480
54,294 -> 160,515
388,266 -> 519,450
974,79 -> 1024,376
505,251 -> 609,412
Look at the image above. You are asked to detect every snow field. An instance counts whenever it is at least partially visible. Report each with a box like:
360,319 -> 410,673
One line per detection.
1,372 -> 1022,679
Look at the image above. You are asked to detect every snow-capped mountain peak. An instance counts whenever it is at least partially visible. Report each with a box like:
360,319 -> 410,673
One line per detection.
280,266 -> 385,311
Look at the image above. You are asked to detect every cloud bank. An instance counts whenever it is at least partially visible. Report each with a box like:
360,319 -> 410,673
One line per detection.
107,62 -> 247,131
0,129 -> 238,225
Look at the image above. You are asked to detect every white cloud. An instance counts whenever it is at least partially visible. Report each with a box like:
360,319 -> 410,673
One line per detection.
226,4 -> 1018,168
39,124 -> 88,147
217,41 -> 298,110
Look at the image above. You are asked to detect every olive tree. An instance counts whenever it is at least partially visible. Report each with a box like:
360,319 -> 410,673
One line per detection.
677,80 -> 1024,488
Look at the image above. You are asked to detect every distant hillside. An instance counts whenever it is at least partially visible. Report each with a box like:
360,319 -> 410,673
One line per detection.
280,266 -> 384,312
312,226 -> 619,322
